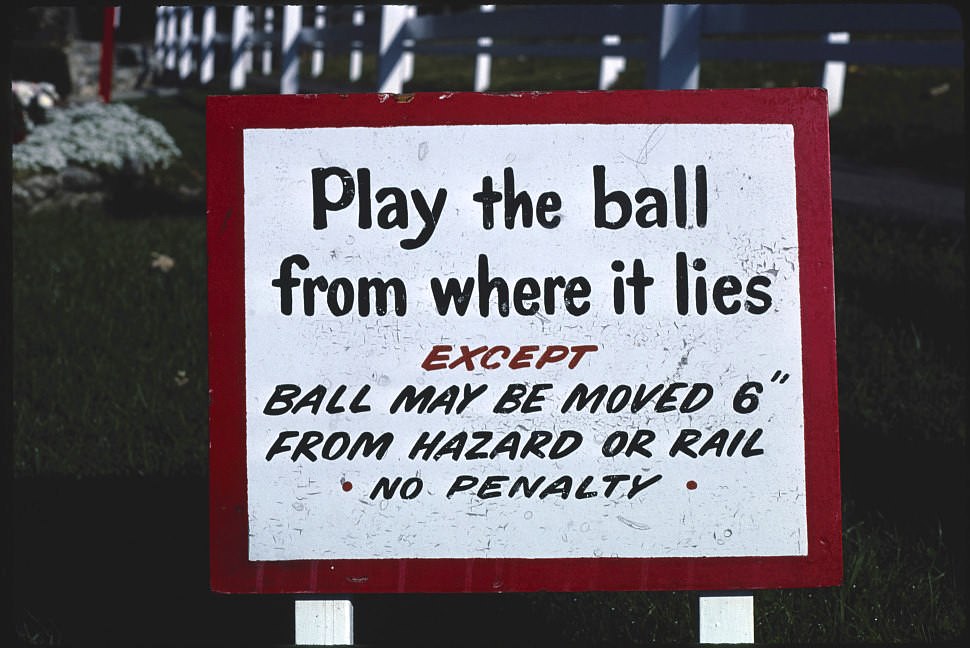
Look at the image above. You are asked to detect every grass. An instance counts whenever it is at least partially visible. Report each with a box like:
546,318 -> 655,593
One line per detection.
11,53 -> 966,644
12,203 -> 208,477
757,506 -> 965,642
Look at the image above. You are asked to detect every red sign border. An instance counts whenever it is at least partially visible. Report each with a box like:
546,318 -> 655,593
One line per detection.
208,89 -> 841,594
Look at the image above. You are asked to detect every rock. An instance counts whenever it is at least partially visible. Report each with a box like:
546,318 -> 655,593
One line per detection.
19,173 -> 61,202
12,182 -> 31,204
19,190 -> 105,216
177,184 -> 204,203
13,170 -> 108,216
65,191 -> 106,212
60,165 -> 102,191
11,185 -> 33,215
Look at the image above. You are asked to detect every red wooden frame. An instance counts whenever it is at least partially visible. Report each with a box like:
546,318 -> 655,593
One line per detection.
208,89 -> 841,594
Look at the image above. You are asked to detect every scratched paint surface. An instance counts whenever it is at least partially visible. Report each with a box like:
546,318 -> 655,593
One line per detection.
243,123 -> 805,561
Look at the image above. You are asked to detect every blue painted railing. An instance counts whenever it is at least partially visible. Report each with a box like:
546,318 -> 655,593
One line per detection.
149,4 -> 962,114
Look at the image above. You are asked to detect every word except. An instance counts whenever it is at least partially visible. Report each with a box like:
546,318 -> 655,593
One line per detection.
421,344 -> 598,371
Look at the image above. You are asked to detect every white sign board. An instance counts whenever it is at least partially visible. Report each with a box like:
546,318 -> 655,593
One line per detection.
243,121 -> 805,560
208,90 -> 841,593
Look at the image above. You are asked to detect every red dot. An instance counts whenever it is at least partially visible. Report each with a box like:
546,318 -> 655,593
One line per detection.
686,480 -> 698,490
341,481 -> 353,492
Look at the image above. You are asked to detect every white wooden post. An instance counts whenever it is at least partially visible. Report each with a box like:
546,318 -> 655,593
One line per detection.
599,34 -> 626,90
311,6 -> 326,77
178,6 -> 193,80
648,3 -> 701,90
262,7 -> 275,75
164,6 -> 177,74
349,6 -> 365,82
822,32 -> 850,116
244,5 -> 254,73
474,4 -> 494,92
377,4 -> 410,93
154,7 -> 167,72
699,594 -> 754,644
401,5 -> 417,84
281,6 -> 303,94
200,6 -> 216,84
230,5 -> 248,90
295,599 -> 353,646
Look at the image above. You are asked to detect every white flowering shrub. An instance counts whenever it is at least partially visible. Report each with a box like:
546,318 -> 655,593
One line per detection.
12,101 -> 181,176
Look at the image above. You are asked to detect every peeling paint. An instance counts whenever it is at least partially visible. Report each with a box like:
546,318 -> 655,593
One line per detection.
243,121 -> 809,561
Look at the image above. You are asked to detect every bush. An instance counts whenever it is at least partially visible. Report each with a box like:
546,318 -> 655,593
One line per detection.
12,101 -> 181,177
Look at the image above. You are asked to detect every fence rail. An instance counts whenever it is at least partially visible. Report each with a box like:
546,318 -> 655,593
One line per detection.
147,4 -> 963,114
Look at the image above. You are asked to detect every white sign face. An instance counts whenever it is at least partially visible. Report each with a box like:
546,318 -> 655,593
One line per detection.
243,122 -> 805,562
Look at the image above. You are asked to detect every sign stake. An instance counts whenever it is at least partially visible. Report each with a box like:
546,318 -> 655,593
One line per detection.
699,593 -> 754,644
295,598 -> 354,645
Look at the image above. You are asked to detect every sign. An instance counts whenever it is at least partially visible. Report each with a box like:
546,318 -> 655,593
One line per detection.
208,89 -> 841,593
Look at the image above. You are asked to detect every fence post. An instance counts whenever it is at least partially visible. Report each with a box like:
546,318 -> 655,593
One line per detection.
154,7 -> 166,75
262,7 -> 275,75
295,599 -> 353,646
200,6 -> 216,85
377,5 -> 411,93
474,4 -> 495,92
822,32 -> 850,116
402,5 -> 417,84
311,6 -> 326,77
281,6 -> 303,94
646,3 -> 701,90
699,594 -> 754,644
230,5 -> 249,90
244,6 -> 254,73
164,6 -> 177,76
178,6 -> 194,81
599,34 -> 626,90
99,6 -> 116,102
349,6 -> 365,82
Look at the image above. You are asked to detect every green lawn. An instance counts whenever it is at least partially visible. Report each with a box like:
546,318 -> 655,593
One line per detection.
12,56 -> 966,644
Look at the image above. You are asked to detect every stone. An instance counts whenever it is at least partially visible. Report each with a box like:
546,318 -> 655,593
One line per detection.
20,173 -> 61,202
65,191 -> 106,212
60,165 -> 102,191
177,184 -> 204,203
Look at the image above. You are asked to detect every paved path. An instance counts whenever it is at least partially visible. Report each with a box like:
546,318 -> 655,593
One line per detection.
830,154 -> 964,225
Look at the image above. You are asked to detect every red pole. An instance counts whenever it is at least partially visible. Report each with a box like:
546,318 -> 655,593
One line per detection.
99,7 -> 117,102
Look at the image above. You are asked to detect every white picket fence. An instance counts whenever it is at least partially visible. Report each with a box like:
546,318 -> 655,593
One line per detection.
150,4 -> 962,114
